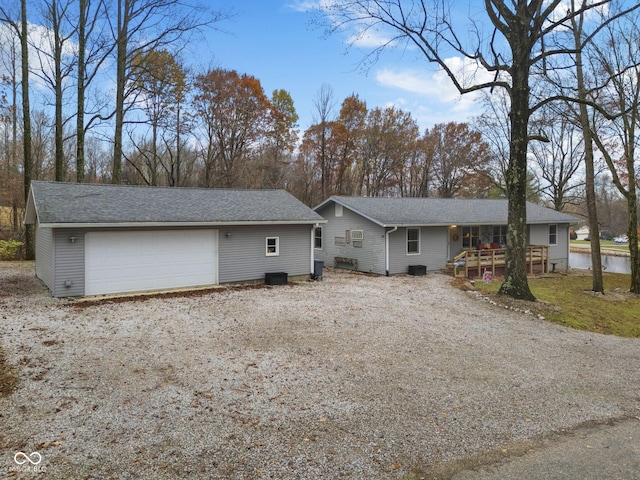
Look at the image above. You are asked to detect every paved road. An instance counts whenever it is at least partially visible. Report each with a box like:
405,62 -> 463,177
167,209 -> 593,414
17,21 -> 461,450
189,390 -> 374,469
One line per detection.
451,418 -> 640,480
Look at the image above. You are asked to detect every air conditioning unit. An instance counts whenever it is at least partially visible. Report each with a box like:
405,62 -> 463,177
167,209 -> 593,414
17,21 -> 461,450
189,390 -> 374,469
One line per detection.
351,230 -> 364,241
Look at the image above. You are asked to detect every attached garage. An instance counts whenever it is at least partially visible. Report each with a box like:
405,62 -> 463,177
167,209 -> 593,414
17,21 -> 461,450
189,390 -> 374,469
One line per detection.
25,181 -> 326,297
84,230 -> 218,296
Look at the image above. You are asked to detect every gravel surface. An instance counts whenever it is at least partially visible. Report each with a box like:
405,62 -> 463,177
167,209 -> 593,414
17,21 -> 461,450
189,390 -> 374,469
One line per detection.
1,261 -> 639,479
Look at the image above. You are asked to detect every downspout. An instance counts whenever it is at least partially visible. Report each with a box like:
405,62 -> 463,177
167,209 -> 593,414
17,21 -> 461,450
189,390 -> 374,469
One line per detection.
310,224 -> 317,275
385,226 -> 398,276
311,223 -> 322,276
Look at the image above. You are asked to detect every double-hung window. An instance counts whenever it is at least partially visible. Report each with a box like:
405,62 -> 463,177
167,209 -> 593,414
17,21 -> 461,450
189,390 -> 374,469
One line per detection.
548,225 -> 557,246
407,228 -> 420,255
314,227 -> 322,249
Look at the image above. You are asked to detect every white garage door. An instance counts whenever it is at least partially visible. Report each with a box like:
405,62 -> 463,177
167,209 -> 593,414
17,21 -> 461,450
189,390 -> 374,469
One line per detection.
85,230 -> 218,295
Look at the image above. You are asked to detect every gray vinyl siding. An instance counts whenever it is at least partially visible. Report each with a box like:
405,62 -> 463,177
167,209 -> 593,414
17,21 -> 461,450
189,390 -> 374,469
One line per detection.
388,227 -> 448,274
218,224 -> 312,283
52,228 -> 85,297
35,223 -> 54,293
44,224 -> 313,297
314,203 -> 386,275
529,223 -> 570,270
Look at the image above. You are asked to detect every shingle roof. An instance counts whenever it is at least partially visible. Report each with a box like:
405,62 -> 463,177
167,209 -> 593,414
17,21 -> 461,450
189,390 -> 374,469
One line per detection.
26,181 -> 325,226
316,196 -> 578,226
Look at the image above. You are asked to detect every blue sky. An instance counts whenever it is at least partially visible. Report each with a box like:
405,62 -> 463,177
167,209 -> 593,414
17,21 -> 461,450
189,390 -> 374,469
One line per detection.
193,1 -> 484,132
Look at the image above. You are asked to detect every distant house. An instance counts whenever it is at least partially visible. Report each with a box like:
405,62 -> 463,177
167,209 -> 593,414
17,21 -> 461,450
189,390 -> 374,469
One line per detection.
575,225 -> 590,240
25,181 -> 325,297
313,196 -> 578,276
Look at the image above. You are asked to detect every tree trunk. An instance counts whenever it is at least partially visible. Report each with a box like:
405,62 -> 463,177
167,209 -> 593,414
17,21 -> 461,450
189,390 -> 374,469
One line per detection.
53,0 -> 64,181
571,7 -> 604,293
76,0 -> 86,183
175,102 -> 180,187
627,194 -> 639,293
21,0 -> 34,259
498,23 -> 535,301
112,0 -> 127,184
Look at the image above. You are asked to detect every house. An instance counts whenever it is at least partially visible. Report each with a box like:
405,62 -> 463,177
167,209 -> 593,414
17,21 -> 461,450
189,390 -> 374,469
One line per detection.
575,225 -> 590,240
24,181 -> 325,297
313,196 -> 578,276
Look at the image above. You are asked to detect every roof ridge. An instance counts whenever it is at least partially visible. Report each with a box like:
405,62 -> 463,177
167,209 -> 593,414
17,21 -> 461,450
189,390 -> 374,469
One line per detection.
32,180 -> 284,193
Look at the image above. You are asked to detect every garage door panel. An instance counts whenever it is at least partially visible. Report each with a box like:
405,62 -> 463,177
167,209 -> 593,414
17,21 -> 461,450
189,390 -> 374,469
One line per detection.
85,230 -> 218,295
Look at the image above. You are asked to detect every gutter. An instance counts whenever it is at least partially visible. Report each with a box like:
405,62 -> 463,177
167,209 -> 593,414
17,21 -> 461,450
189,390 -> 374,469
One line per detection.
385,226 -> 398,276
33,219 -> 328,229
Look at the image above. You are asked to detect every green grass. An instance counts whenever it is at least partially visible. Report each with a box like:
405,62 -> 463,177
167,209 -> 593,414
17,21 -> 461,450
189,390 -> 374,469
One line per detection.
570,239 -> 636,252
475,273 -> 640,337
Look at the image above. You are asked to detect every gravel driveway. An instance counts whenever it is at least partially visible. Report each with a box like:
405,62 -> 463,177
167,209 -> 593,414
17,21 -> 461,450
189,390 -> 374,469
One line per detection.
1,262 -> 639,479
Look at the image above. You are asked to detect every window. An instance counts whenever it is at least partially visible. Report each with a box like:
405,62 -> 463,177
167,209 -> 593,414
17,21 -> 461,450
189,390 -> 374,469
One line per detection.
266,237 -> 279,256
549,224 -> 557,245
335,204 -> 343,217
314,227 -> 322,249
462,226 -> 480,249
492,225 -> 507,246
407,228 -> 420,254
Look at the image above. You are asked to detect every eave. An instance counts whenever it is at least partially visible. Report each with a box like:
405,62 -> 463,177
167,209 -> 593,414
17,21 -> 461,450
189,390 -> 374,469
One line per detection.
36,219 -> 327,229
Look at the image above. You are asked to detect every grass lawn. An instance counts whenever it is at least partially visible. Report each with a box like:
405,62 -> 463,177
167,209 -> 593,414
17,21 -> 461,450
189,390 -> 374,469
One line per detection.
474,273 -> 640,338
571,239 -> 636,253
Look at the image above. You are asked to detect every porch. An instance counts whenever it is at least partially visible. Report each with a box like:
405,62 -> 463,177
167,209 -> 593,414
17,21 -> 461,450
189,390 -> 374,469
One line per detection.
448,245 -> 550,278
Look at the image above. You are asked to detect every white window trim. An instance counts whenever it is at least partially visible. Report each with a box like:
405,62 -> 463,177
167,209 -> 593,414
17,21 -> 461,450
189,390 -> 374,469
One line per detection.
549,224 -> 558,246
407,228 -> 420,255
266,236 -> 279,256
314,227 -> 322,250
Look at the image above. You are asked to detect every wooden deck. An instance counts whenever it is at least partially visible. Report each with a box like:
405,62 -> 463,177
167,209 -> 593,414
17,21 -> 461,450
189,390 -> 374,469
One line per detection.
451,246 -> 549,278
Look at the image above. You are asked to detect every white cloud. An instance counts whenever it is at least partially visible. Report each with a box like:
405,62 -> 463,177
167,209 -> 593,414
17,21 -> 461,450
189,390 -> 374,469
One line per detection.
375,57 -> 500,127
286,0 -> 329,13
0,22 -> 78,91
376,56 -> 495,97
347,28 -> 395,49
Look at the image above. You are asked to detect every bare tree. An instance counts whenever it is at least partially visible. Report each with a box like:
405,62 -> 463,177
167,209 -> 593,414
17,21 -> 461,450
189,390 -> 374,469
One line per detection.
0,0 -> 34,259
127,49 -> 187,186
0,25 -> 21,232
34,0 -> 76,181
312,83 -> 336,199
588,11 -> 640,293
107,0 -> 227,184
319,0 -> 640,300
75,0 -> 113,183
529,104 -> 584,211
